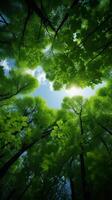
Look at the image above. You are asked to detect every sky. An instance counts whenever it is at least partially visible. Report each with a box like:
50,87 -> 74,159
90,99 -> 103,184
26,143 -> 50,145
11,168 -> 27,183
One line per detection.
0,59 -> 104,108
28,67 -> 104,108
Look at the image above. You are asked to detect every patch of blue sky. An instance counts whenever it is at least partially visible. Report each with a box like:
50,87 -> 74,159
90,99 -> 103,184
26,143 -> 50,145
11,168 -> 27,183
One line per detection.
0,59 -> 15,76
0,59 -> 104,108
32,67 -> 104,108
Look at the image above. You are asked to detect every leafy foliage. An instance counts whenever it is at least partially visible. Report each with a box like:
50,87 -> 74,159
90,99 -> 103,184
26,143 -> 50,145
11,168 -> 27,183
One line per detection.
0,1 -> 112,200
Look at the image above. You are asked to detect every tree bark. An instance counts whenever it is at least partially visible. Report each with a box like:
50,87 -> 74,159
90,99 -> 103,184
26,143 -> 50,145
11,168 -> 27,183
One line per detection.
79,111 -> 90,200
16,181 -> 32,200
0,128 -> 52,179
70,178 -> 76,200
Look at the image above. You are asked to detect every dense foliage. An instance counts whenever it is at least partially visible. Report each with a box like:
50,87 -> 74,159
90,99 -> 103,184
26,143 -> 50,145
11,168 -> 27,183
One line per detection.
0,0 -> 112,200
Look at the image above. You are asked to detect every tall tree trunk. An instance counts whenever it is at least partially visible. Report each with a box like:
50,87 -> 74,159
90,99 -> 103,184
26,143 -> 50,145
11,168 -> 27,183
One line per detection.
70,178 -> 76,200
79,111 -> 90,200
0,147 -> 28,179
16,181 -> 32,200
0,128 -> 52,179
6,188 -> 16,200
79,152 -> 89,200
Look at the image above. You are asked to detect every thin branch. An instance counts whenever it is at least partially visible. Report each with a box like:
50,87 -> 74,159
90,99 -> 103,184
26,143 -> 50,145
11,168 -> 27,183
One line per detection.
0,122 -> 57,179
26,0 -> 56,32
81,12 -> 112,46
55,0 -> 79,36
19,7 -> 33,46
37,18 -> 43,39
0,81 -> 31,102
100,136 -> 111,155
51,0 -> 79,50
97,122 -> 112,136
0,13 -> 9,25
87,39 -> 112,65
71,105 -> 79,115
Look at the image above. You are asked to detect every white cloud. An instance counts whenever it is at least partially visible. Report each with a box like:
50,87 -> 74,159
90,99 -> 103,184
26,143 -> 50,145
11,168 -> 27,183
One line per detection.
26,67 -> 46,83
34,67 -> 54,89
37,71 -> 46,85
48,81 -> 54,91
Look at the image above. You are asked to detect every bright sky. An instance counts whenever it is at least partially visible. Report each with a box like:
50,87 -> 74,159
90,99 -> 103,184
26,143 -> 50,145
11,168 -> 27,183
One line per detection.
29,67 -> 104,108
0,60 -> 104,108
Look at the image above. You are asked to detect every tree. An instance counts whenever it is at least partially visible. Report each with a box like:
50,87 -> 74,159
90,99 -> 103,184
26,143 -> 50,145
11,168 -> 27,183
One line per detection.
0,0 -> 112,87
0,67 -> 38,102
0,1 -> 112,200
0,96 -> 57,199
61,96 -> 90,200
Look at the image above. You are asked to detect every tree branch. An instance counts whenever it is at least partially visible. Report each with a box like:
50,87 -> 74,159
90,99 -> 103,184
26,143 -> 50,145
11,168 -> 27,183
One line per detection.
0,13 -> 9,25
97,122 -> 112,136
0,123 -> 57,179
87,39 -> 112,65
55,0 -> 79,36
19,6 -> 33,51
81,12 -> 112,46
26,0 -> 56,32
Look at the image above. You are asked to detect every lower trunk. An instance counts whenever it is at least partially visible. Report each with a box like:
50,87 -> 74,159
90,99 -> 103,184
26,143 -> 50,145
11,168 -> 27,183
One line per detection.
16,181 -> 32,200
6,188 -> 16,200
80,152 -> 90,200
70,178 -> 76,200
0,148 -> 25,179
0,128 -> 52,179
79,111 -> 90,200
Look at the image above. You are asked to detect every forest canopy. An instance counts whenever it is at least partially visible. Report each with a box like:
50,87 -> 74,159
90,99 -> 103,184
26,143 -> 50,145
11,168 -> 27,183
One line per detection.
0,0 -> 112,200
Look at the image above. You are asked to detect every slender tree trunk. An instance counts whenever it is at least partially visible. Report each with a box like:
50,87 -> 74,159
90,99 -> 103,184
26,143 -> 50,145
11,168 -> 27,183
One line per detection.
0,129 -> 52,179
16,181 -> 32,200
6,188 -> 16,200
6,181 -> 32,200
70,178 -> 76,200
79,111 -> 90,200
0,147 -> 27,179
79,152 -> 89,200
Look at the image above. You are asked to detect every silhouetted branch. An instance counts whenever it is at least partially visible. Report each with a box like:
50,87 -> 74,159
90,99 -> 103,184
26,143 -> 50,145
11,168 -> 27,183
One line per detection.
81,12 -> 112,46
87,39 -> 112,65
26,0 -> 56,32
55,0 -> 79,36
0,13 -> 8,25
20,7 -> 33,45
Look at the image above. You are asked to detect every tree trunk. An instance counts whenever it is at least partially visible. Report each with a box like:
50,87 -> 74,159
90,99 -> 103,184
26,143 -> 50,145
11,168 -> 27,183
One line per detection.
0,128 -> 52,179
79,111 -> 90,200
80,152 -> 89,200
16,181 -> 32,200
70,178 -> 76,200
0,147 -> 27,179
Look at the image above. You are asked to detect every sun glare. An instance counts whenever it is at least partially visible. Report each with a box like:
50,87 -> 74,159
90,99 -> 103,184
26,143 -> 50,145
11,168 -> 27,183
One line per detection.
65,87 -> 82,97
